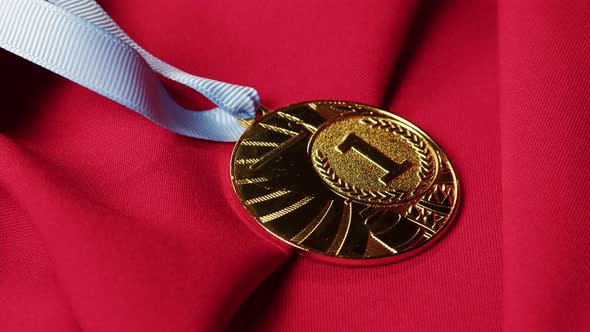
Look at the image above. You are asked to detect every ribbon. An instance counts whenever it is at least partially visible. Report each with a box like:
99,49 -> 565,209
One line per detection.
0,0 -> 259,141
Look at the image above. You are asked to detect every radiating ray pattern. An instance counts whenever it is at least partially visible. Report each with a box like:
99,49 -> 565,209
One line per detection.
291,200 -> 334,244
326,201 -> 352,256
244,190 -> 291,205
233,177 -> 268,185
259,196 -> 314,223
241,140 -> 279,147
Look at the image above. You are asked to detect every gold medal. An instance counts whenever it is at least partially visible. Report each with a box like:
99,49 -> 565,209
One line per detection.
231,101 -> 459,265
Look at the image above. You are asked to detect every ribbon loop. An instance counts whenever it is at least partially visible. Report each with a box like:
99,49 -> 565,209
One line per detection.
0,0 -> 259,141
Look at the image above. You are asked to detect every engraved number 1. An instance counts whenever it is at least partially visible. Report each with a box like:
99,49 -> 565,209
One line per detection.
336,133 -> 412,185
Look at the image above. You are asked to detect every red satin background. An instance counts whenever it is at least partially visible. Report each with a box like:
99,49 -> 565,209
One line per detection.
1,0 -> 589,331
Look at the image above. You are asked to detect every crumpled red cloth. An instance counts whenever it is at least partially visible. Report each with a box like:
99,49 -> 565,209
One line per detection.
1,0 -> 589,331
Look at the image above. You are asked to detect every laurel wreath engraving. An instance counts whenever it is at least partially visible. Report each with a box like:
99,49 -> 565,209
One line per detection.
313,118 -> 436,205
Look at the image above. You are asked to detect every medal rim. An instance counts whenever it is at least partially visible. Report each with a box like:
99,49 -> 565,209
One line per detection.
230,100 -> 461,266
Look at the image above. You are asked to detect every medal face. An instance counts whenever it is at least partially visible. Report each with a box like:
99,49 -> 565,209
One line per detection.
230,101 -> 459,265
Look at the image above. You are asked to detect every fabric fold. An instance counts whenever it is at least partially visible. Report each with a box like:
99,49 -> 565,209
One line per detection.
499,1 -> 590,330
231,1 -> 503,330
2,0 -> 590,331
2,0 -> 420,329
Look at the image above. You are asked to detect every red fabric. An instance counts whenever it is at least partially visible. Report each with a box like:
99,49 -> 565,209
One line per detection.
0,0 -> 588,331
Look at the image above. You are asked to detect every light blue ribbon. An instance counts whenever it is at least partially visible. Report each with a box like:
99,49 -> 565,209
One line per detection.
0,0 -> 259,141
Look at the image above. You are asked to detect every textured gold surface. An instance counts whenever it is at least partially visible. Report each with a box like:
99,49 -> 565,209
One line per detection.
230,101 -> 459,265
